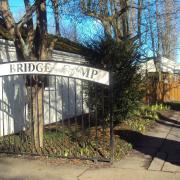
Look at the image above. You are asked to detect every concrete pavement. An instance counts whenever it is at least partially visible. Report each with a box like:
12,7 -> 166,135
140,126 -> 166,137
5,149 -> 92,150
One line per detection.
0,110 -> 180,180
113,111 -> 180,173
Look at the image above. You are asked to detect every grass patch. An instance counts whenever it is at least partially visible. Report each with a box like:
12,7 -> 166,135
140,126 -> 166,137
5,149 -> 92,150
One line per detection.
0,104 -> 169,161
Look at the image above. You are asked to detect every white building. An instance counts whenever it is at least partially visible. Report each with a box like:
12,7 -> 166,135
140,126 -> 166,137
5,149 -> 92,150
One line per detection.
0,38 -> 88,136
140,57 -> 180,74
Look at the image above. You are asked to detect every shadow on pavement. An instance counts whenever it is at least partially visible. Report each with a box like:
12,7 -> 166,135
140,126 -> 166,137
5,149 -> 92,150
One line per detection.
164,102 -> 180,111
156,119 -> 180,129
114,129 -> 180,166
157,112 -> 180,126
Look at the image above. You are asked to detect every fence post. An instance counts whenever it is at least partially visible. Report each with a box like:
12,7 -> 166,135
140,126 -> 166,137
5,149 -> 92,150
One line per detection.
109,70 -> 114,163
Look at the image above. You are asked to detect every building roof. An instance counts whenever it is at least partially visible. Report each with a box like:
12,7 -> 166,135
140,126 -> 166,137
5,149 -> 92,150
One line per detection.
140,57 -> 180,74
0,23 -> 88,57
0,23 -> 89,64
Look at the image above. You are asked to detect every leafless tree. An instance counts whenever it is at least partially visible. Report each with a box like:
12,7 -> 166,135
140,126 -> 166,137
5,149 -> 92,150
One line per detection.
0,0 -> 61,150
80,0 -> 179,62
143,0 -> 179,62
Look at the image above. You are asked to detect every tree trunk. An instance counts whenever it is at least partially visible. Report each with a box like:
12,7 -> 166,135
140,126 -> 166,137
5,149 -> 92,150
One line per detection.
31,0 -> 48,151
32,83 -> 44,150
1,0 -> 59,153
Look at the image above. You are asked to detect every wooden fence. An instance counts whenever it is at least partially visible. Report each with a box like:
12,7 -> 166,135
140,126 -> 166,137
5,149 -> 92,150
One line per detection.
145,72 -> 180,103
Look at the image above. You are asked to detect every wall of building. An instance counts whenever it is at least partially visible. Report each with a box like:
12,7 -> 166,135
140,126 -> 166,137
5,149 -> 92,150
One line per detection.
0,39 -> 88,136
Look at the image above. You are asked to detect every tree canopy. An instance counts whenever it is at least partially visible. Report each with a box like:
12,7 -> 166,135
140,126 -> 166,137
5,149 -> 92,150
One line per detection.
0,0 -> 179,62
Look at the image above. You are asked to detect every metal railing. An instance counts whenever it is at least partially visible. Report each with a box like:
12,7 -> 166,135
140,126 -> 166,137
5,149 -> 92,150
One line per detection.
0,73 -> 113,162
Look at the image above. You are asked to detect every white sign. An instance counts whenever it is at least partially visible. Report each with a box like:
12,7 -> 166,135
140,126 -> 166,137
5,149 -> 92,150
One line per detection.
0,61 -> 109,85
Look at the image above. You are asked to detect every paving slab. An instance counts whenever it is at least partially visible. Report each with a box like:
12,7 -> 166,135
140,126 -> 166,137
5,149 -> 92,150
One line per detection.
79,168 -> 180,180
162,162 -> 180,173
148,152 -> 166,171
0,157 -> 87,180
169,131 -> 180,137
113,158 -> 149,169
166,134 -> 180,141
171,127 -> 180,133
146,131 -> 168,138
124,150 -> 153,159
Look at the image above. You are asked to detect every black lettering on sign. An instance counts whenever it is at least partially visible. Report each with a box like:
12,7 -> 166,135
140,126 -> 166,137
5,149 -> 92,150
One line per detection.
17,63 -> 23,72
28,63 -> 35,72
10,64 -> 16,73
6,62 -> 108,85
91,69 -> 98,79
36,63 -> 43,72
82,67 -> 90,78
24,63 -> 27,72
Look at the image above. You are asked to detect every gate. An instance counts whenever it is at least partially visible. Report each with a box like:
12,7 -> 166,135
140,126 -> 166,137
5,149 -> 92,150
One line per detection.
0,61 -> 113,162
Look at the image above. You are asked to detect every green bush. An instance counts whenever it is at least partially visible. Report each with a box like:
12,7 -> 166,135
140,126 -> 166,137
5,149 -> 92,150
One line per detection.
86,38 -> 144,124
125,103 -> 169,132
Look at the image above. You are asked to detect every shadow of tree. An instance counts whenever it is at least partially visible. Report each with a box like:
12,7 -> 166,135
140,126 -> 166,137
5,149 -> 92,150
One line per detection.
165,102 -> 180,111
114,128 -> 180,166
0,75 -> 26,136
157,112 -> 180,126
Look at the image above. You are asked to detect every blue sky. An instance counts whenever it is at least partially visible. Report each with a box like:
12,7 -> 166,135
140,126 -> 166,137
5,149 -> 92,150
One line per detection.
8,0 -> 103,43
8,0 -> 180,62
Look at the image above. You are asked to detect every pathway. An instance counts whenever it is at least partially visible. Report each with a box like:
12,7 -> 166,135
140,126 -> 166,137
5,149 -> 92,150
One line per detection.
0,110 -> 180,180
113,110 -> 180,173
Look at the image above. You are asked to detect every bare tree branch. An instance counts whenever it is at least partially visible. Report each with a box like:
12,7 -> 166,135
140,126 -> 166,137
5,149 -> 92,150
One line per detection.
0,0 -> 15,37
51,0 -> 60,36
17,0 -> 41,28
